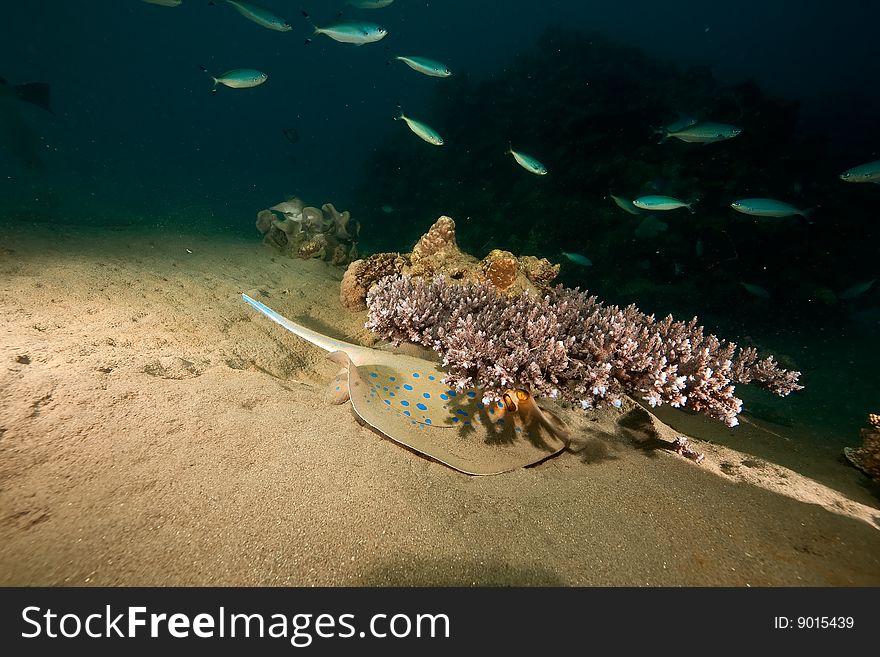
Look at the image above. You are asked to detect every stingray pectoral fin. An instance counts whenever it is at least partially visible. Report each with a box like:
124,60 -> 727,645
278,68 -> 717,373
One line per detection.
347,365 -> 569,474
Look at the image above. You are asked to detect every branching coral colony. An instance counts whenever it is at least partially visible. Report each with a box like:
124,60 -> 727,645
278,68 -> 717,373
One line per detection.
365,275 -> 803,427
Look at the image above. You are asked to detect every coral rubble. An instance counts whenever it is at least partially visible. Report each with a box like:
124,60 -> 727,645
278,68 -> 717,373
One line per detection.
340,216 -> 560,309
844,414 -> 880,480
365,274 -> 802,427
256,197 -> 360,265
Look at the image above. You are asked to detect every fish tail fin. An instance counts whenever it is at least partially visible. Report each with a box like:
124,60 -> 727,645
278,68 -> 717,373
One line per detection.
200,66 -> 218,93
300,8 -> 319,36
653,127 -> 669,144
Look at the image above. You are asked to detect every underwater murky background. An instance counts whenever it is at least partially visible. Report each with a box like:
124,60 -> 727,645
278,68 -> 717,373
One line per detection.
2,1 -> 879,452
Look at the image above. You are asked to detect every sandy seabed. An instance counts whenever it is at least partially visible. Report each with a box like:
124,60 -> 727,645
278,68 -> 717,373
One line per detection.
1,222 -> 878,586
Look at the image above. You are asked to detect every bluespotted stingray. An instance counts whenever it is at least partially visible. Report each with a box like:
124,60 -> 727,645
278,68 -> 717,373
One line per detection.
242,294 -> 569,475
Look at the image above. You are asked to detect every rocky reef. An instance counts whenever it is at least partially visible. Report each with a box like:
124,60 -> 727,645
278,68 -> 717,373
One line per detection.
844,414 -> 880,481
256,197 -> 360,266
340,215 -> 560,310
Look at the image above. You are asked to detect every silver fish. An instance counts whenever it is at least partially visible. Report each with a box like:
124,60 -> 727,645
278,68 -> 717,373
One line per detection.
659,121 -> 741,144
609,192 -> 640,215
347,0 -> 394,7
313,21 -> 387,45
730,198 -> 810,219
395,111 -> 443,145
663,116 -> 699,133
838,279 -> 876,299
632,195 -> 695,213
142,0 -> 183,6
562,252 -> 592,266
507,145 -> 547,175
394,56 -> 452,78
840,160 -> 880,184
741,282 -> 770,298
201,66 -> 268,92
212,1 -> 291,32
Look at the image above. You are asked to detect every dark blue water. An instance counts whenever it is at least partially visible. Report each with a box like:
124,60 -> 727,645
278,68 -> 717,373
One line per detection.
2,1 -> 879,220
2,0 -> 878,441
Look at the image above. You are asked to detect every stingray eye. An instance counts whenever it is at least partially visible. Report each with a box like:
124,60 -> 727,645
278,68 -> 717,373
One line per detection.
502,393 -> 517,412
516,389 -> 530,401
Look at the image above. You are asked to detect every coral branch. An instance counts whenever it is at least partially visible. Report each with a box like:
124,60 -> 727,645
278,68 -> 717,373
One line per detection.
365,275 -> 802,427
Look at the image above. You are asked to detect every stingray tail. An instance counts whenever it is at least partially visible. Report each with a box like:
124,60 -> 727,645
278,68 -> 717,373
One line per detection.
242,293 -> 358,354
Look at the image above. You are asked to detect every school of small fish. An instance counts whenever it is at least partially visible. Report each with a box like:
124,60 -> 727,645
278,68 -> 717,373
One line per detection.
141,0 -> 876,296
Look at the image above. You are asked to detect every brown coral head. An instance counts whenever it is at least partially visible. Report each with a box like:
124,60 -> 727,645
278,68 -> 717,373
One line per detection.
297,240 -> 324,259
255,209 -> 275,235
339,253 -> 406,312
518,255 -> 561,285
340,259 -> 368,311
274,217 -> 303,237
412,216 -> 457,260
302,206 -> 328,232
322,203 -> 359,241
869,413 -> 880,429
330,244 -> 348,266
484,256 -> 518,291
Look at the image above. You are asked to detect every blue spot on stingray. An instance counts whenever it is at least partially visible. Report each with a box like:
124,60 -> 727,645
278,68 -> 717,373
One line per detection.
335,386 -> 340,391
369,372 -> 378,378
452,416 -> 460,423
412,373 -> 420,378
384,400 -> 391,405
416,403 -> 427,411
423,393 -> 431,399
497,401 -> 504,408
403,384 -> 413,391
446,390 -> 457,397
395,386 -> 400,390
403,410 -> 411,416
383,387 -> 388,391
464,420 -> 472,426
389,376 -> 395,381
400,400 -> 409,406
440,394 -> 449,400
455,409 -> 468,416
489,407 -> 495,415
515,426 -> 522,433
428,375 -> 435,380
466,391 -> 476,398
425,418 -> 432,425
